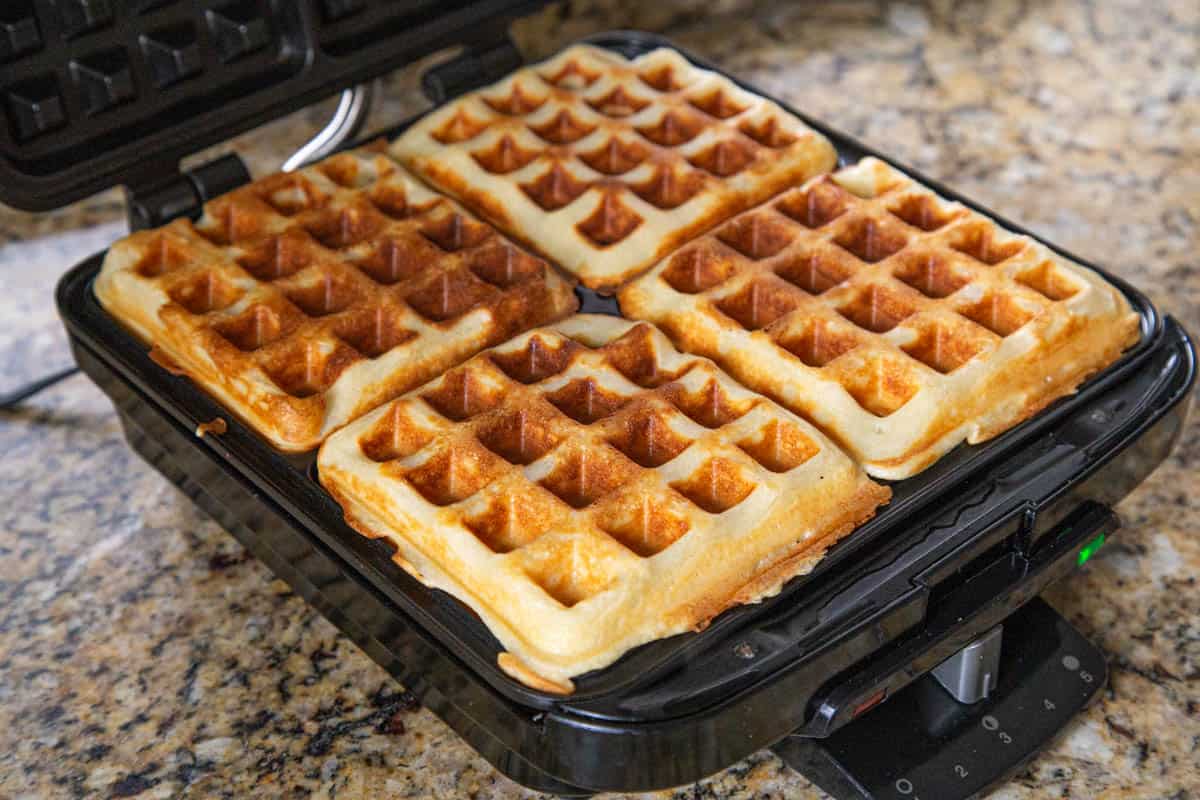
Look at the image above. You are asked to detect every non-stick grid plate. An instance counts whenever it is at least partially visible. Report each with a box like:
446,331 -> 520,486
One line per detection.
56,32 -> 1162,712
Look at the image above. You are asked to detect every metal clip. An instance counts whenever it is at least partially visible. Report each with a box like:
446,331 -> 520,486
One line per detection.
282,83 -> 374,172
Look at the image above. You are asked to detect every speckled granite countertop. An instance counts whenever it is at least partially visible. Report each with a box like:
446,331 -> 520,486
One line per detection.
1,1 -> 1197,797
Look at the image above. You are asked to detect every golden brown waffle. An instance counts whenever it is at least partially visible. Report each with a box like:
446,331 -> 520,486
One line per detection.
95,146 -> 577,452
317,315 -> 889,692
390,44 -> 837,292
620,158 -> 1141,479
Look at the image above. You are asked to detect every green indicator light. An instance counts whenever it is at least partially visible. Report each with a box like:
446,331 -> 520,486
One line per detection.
1077,533 -> 1106,566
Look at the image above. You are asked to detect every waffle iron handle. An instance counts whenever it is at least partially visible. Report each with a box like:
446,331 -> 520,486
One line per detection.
777,503 -> 1118,799
775,596 -> 1110,800
801,501 -> 1118,739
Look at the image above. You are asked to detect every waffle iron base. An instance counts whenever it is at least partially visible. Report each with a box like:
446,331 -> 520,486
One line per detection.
55,30 -> 1197,795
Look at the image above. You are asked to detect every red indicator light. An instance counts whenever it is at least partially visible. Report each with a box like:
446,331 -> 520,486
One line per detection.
851,687 -> 888,719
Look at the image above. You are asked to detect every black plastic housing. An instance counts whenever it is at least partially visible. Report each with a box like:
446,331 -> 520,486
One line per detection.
774,596 -> 1112,800
0,0 -> 544,211
52,30 -> 1197,795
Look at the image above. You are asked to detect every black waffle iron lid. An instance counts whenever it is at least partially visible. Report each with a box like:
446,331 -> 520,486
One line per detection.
0,0 -> 547,212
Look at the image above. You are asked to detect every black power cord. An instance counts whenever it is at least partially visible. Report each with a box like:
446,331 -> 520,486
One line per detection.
0,366 -> 79,410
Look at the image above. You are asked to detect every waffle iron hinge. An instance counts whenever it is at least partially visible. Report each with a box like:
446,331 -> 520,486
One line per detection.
8,84 -> 369,408
421,32 -> 524,105
124,154 -> 251,232
3,152 -> 253,408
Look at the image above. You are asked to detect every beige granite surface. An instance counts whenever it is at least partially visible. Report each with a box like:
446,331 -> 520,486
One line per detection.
1,1 -> 1197,797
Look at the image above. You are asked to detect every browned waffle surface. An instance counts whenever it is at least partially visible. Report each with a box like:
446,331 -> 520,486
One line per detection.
390,44 -> 837,292
620,157 -> 1141,479
317,315 -> 889,692
94,146 -> 577,452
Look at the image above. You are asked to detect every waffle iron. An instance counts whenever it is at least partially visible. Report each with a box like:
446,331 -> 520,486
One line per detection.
5,3 -> 1194,797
